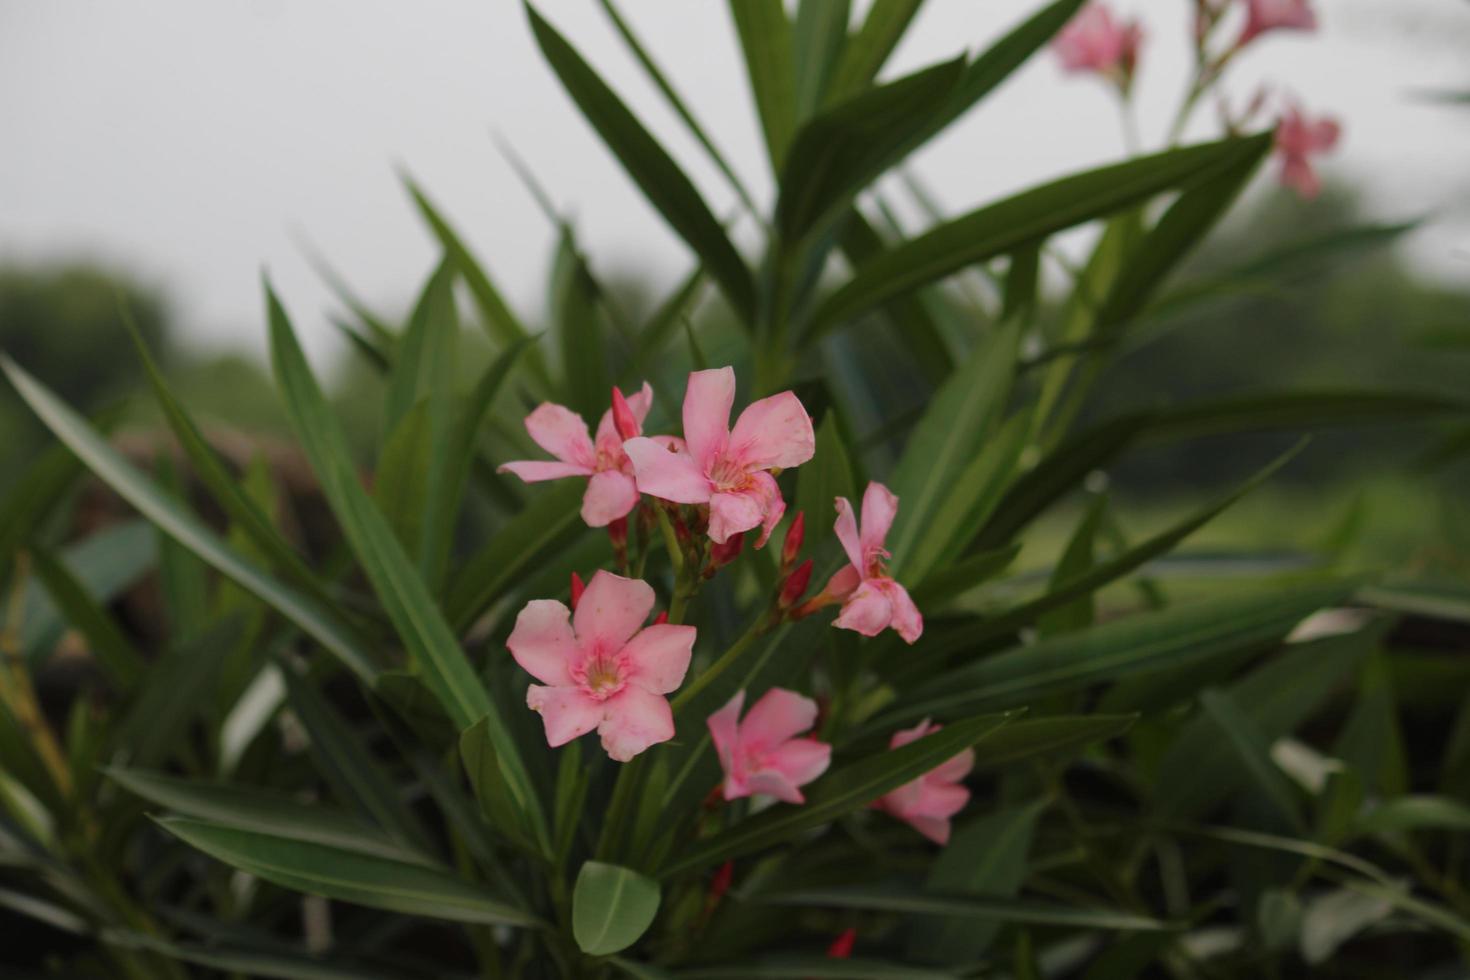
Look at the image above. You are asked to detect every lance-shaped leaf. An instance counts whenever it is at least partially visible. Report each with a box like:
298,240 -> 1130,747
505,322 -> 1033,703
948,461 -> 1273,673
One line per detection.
573,861 -> 661,955
758,887 -> 1169,931
803,133 -> 1273,340
728,0 -> 797,173
527,4 -> 756,325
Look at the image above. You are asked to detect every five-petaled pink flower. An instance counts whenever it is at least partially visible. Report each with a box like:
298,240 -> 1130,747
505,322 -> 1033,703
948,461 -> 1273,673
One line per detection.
507,570 -> 694,762
624,367 -> 814,546
872,720 -> 973,845
499,383 -> 661,528
819,482 -> 923,644
1274,103 -> 1340,199
708,688 -> 832,803
1240,0 -> 1316,46
1053,4 -> 1143,81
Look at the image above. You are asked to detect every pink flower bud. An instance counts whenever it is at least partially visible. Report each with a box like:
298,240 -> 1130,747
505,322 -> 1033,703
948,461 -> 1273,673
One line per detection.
652,610 -> 669,626
781,512 -> 805,571
827,928 -> 857,958
611,386 -> 640,441
708,861 -> 734,905
569,571 -> 585,611
779,559 -> 814,610
705,531 -> 745,578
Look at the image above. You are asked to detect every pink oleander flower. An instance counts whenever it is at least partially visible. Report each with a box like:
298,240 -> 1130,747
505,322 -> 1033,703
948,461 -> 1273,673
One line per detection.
507,570 -> 695,762
1053,4 -> 1143,83
872,720 -> 974,845
814,482 -> 923,644
624,366 -> 815,546
1274,103 -> 1340,199
498,383 -> 661,528
708,688 -> 832,803
1240,0 -> 1316,45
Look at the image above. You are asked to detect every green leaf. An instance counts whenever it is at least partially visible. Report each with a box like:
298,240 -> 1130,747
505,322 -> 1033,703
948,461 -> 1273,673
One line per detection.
887,319 -> 1021,577
803,133 -> 1273,341
778,58 -> 965,245
728,0 -> 797,173
265,285 -> 547,848
1037,493 -> 1106,635
158,816 -> 534,926
445,480 -> 586,632
0,354 -> 380,684
792,0 -> 850,122
796,413 -> 858,555
459,717 -> 538,854
21,521 -> 155,664
1354,796 -> 1470,837
0,438 -> 92,576
527,4 -> 756,326
573,861 -> 661,955
679,960 -> 953,979
763,887 -> 1170,932
29,546 -> 145,688
828,0 -> 926,100
104,931 -> 407,980
659,712 -> 1014,877
550,225 -> 611,418
1198,689 -> 1306,832
112,617 -> 241,768
882,580 -> 1358,730
108,768 -> 435,866
908,544 -> 1021,607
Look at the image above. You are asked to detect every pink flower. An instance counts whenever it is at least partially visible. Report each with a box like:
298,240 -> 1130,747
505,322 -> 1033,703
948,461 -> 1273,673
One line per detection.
1275,103 -> 1340,199
872,720 -> 973,845
507,570 -> 695,762
1240,0 -> 1316,45
708,688 -> 832,803
1053,4 -> 1143,81
498,383 -> 659,528
817,482 -> 923,644
624,367 -> 814,546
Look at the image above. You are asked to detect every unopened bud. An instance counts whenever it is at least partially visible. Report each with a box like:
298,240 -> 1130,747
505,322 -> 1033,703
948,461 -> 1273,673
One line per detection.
652,611 -> 669,626
570,571 -> 585,610
708,861 -> 734,905
609,517 -> 629,569
778,559 -> 814,610
706,531 -> 745,578
781,512 -> 804,572
610,386 -> 639,440
827,927 -> 856,959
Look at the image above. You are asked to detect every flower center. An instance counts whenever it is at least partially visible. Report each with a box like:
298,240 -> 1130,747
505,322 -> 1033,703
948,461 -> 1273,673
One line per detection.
864,545 -> 891,580
572,644 -> 628,701
708,455 -> 752,493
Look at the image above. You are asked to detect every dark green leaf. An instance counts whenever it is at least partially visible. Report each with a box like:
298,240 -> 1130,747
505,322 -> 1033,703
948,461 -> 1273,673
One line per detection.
760,886 -> 1169,931
573,861 -> 661,955
792,0 -> 850,123
29,546 -> 145,688
728,0 -> 797,172
1199,689 -> 1305,832
828,0 -> 926,99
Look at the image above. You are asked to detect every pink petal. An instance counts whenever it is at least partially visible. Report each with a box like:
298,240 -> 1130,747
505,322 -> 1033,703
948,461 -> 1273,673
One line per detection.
745,769 -> 807,805
598,685 -> 675,762
833,581 -> 894,637
749,470 -> 786,548
881,579 -> 924,645
526,684 -> 603,747
906,814 -> 953,846
621,623 -> 696,695
624,437 -> 712,504
859,482 -> 899,557
593,381 -> 653,449
1280,155 -> 1321,199
741,688 -> 819,749
727,391 -> 815,471
573,571 -> 654,653
910,779 -> 971,821
506,599 -> 578,686
820,564 -> 862,602
524,402 -> 596,468
498,460 -> 593,483
766,737 -> 832,788
682,367 -> 735,469
930,748 -> 976,788
708,489 -> 765,545
708,690 -> 746,785
890,718 -> 939,751
1310,118 -> 1341,152
581,470 -> 640,527
833,496 -> 864,571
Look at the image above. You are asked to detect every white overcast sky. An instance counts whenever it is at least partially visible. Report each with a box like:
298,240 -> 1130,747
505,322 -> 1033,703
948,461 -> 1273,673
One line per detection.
2,1 -> 1468,367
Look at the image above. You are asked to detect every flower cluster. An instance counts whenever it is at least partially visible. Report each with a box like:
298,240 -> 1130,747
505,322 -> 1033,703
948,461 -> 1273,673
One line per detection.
500,367 -> 966,843
1053,0 -> 1339,199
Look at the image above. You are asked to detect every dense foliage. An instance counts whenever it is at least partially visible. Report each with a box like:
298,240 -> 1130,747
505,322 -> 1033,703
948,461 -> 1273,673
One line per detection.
3,1 -> 1469,977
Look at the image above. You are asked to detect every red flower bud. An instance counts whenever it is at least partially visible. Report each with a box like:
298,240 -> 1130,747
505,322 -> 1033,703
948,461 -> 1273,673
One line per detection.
708,861 -> 734,905
611,386 -> 639,441
608,517 -> 629,549
827,927 -> 856,958
569,571 -> 585,611
706,531 -> 745,578
781,512 -> 805,571
778,559 -> 814,610
652,611 -> 669,626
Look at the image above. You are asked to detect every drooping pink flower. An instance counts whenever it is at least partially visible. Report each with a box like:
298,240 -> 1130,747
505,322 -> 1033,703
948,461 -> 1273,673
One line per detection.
624,367 -> 815,546
1239,0 -> 1316,46
507,570 -> 694,762
708,688 -> 832,804
872,720 -> 973,845
1274,103 -> 1340,199
1052,4 -> 1143,82
811,482 -> 922,644
498,383 -> 659,528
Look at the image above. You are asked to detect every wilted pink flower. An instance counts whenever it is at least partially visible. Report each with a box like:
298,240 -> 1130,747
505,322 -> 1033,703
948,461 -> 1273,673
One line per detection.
1240,0 -> 1316,45
872,720 -> 973,845
499,383 -> 658,528
708,688 -> 832,804
624,367 -> 814,546
1053,4 -> 1143,82
812,482 -> 923,644
507,570 -> 694,762
1275,103 -> 1340,199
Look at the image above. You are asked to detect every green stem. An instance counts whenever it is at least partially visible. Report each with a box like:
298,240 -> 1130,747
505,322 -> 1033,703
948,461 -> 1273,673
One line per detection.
670,617 -> 767,715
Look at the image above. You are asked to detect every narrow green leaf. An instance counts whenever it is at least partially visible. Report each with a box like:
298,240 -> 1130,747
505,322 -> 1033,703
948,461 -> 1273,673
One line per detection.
728,0 -> 797,173
796,413 -> 858,555
828,0 -> 926,99
573,861 -> 661,955
114,616 -> 232,768
804,133 -> 1273,340
21,521 -> 154,664
908,544 -> 1021,607
761,886 -> 1169,931
459,718 -> 537,854
1199,689 -> 1306,832
1037,494 -> 1106,636
0,355 -> 380,683
680,959 -> 952,979
158,817 -> 534,926
792,0 -> 850,122
1355,796 -> 1470,837
527,4 -> 756,326
550,226 -> 610,418
29,546 -> 145,688
104,931 -> 405,980
659,712 -> 1014,877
